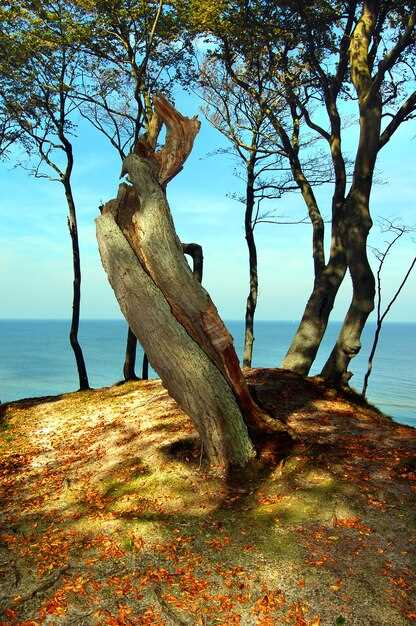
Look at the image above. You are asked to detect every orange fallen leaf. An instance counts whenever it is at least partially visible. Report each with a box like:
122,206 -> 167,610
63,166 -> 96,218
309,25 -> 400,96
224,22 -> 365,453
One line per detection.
330,579 -> 343,592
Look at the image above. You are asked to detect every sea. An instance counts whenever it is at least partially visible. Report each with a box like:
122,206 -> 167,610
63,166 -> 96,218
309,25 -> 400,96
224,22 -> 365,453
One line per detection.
0,320 -> 414,428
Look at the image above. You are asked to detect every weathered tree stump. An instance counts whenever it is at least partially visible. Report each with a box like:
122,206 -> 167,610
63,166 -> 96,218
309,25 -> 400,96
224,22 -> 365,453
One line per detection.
96,96 -> 288,470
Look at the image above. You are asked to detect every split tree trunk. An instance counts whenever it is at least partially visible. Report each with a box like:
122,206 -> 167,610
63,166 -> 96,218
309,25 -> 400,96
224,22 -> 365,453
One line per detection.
97,214 -> 255,468
321,187 -> 376,385
64,180 -> 89,391
281,226 -> 347,376
321,95 -> 381,386
279,139 -> 347,377
96,97 -> 287,470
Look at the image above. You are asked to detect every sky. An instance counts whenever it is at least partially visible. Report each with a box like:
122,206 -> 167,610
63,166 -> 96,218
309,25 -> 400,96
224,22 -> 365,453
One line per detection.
0,91 -> 415,322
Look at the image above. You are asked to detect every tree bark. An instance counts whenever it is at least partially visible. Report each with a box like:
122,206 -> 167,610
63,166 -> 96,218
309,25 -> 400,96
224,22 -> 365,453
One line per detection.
96,96 -> 288,470
321,190 -> 375,385
64,180 -> 89,391
122,245 -> 204,384
97,213 -> 255,469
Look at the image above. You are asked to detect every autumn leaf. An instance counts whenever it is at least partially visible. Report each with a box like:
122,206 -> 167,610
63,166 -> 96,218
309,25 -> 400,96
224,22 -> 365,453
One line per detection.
330,579 -> 343,592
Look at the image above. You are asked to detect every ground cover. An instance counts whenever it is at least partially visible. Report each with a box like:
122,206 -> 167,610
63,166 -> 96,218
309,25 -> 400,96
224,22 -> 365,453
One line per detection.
0,369 -> 415,625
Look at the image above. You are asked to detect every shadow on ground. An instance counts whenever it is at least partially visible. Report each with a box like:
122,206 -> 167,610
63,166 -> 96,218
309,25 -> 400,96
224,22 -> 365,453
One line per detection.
0,371 -> 415,625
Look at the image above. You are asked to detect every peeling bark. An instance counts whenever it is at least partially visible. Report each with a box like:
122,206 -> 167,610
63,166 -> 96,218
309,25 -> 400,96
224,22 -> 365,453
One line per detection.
96,96 -> 288,469
97,214 -> 255,468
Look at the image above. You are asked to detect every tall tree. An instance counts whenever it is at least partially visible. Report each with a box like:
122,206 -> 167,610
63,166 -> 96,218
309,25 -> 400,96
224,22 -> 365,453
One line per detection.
189,1 -> 348,378
195,0 -> 416,384
320,1 -> 416,384
199,58 -> 328,368
0,0 -> 90,390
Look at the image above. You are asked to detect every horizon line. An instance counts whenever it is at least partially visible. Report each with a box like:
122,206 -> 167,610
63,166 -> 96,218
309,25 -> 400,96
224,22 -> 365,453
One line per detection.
0,318 -> 415,324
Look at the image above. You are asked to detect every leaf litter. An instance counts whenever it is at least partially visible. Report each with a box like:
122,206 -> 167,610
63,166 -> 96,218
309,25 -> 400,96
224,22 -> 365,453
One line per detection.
0,369 -> 415,625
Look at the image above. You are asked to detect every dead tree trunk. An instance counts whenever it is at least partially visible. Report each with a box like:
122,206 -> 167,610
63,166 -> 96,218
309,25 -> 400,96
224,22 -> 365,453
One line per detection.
96,96 -> 287,470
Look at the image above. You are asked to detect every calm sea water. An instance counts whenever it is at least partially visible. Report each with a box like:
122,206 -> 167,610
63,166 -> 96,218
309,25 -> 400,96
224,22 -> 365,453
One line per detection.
0,320 -> 414,427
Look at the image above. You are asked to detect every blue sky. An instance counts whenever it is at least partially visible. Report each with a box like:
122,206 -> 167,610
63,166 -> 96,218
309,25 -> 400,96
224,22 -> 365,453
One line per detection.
0,91 -> 415,322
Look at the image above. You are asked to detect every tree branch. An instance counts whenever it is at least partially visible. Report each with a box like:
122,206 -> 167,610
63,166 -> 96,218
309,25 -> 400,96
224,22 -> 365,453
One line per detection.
378,90 -> 416,150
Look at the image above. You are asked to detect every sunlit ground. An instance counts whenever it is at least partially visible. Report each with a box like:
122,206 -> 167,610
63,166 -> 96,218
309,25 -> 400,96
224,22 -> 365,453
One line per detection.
0,371 -> 415,625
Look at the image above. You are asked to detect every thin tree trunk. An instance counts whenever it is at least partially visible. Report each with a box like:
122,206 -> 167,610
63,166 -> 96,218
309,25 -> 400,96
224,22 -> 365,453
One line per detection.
142,353 -> 149,380
321,97 -> 381,385
64,181 -> 89,391
362,321 -> 381,397
123,327 -> 138,380
243,162 -> 258,368
97,96 -> 289,470
363,250 -> 416,397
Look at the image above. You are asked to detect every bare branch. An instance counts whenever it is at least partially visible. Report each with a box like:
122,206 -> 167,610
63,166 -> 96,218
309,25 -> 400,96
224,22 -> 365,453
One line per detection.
362,218 -> 416,396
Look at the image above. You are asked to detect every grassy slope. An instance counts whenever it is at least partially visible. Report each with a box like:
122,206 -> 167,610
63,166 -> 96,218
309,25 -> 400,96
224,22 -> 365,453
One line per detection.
0,369 -> 415,626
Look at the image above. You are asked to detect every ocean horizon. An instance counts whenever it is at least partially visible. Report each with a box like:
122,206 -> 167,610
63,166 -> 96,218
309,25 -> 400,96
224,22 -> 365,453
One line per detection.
1,319 -> 415,428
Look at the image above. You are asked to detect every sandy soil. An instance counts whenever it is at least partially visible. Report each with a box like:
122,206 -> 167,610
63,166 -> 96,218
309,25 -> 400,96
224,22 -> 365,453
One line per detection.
0,369 -> 415,625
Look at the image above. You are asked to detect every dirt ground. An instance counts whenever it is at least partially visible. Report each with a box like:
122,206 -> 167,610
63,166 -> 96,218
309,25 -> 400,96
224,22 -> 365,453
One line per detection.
0,368 -> 415,626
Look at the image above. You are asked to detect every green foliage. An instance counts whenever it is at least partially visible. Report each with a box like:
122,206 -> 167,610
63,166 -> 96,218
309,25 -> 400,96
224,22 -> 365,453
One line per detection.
0,0 -> 194,162
70,0 -> 194,155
